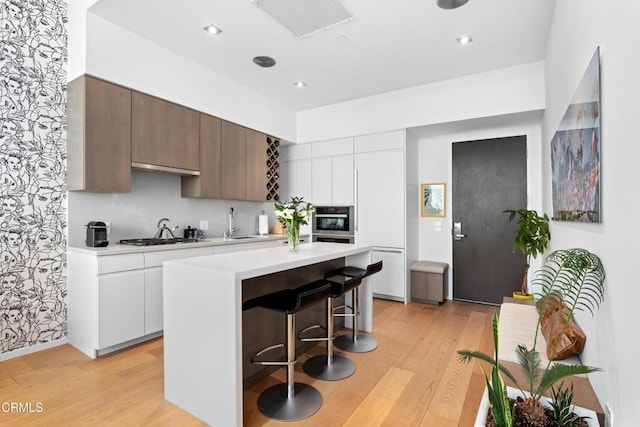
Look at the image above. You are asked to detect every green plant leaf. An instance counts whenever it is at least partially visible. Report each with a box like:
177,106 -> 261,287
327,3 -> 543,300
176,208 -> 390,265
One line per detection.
535,364 -> 601,398
516,345 -> 540,394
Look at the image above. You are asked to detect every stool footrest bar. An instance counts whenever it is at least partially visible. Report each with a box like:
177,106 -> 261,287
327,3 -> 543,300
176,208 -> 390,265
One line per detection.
251,343 -> 296,366
298,324 -> 331,342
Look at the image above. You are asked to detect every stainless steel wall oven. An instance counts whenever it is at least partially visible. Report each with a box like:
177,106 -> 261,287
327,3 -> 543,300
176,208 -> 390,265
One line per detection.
312,206 -> 354,243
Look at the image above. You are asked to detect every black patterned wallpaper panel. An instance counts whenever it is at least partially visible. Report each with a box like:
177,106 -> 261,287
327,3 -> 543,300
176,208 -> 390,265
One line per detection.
0,0 -> 68,354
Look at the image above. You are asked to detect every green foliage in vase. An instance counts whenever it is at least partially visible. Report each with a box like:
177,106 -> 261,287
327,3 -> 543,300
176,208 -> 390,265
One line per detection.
503,209 -> 551,295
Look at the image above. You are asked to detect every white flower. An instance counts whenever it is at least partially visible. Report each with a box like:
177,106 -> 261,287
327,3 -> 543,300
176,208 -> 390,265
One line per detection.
274,196 -> 314,227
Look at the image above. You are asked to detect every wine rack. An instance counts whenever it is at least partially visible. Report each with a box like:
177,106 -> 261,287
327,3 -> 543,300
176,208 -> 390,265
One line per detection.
266,136 -> 280,201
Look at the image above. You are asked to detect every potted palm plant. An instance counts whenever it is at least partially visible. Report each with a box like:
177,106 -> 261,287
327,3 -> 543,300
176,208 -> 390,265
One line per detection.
503,209 -> 551,299
459,248 -> 606,426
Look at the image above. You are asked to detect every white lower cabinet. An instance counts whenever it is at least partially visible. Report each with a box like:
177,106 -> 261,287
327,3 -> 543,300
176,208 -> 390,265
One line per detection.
142,247 -> 212,336
98,270 -> 146,348
69,239 -> 293,358
144,268 -> 164,335
371,248 -> 407,303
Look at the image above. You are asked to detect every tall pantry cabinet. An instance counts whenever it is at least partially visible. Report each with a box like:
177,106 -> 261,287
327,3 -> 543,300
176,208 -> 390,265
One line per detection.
355,130 -> 416,303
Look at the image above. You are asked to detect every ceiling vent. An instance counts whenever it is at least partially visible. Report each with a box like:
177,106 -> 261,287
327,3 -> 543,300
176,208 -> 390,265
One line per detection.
252,0 -> 353,38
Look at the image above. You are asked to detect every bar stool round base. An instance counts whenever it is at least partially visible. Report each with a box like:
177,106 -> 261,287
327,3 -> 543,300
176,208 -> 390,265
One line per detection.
257,383 -> 322,421
334,333 -> 378,353
303,354 -> 356,381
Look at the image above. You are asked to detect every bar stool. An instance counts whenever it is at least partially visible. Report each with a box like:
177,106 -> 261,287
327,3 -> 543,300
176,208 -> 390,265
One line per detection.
242,279 -> 333,422
324,261 -> 383,353
299,277 -> 362,381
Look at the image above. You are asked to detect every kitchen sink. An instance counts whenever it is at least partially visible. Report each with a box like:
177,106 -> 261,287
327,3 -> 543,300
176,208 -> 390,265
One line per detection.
229,236 -> 256,240
119,237 -> 197,246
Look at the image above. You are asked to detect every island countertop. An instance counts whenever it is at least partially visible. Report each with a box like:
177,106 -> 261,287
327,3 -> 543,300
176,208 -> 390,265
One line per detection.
164,241 -> 373,279
162,242 -> 373,426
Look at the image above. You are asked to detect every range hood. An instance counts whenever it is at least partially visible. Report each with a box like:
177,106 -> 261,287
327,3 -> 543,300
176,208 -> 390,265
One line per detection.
131,162 -> 200,176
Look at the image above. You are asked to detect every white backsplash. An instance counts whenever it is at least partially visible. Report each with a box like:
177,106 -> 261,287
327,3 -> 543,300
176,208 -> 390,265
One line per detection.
67,170 -> 278,246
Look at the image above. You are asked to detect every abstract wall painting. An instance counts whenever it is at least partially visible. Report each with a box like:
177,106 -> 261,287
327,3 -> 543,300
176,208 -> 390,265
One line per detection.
551,47 -> 601,222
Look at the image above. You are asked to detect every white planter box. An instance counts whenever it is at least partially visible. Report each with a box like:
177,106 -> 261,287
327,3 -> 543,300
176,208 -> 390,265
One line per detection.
475,386 -> 599,427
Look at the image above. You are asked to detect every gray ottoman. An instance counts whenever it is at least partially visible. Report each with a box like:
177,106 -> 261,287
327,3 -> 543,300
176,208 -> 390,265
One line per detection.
410,261 -> 448,304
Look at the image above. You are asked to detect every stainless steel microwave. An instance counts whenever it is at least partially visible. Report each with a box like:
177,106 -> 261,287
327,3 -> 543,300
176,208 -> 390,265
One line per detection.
312,206 -> 354,236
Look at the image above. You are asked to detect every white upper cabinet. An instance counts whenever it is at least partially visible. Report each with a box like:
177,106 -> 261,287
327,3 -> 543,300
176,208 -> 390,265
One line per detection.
280,144 -> 312,204
354,130 -> 405,153
282,158 -> 312,203
310,138 -> 354,205
311,157 -> 332,204
312,137 -> 353,157
331,154 -> 355,205
283,143 -> 312,161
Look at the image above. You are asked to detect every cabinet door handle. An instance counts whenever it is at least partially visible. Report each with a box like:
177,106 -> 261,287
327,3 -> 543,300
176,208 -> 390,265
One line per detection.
354,169 -> 359,232
372,248 -> 403,254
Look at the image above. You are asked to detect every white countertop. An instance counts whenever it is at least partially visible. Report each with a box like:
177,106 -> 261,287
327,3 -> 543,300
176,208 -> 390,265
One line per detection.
67,233 -> 297,256
165,241 -> 373,280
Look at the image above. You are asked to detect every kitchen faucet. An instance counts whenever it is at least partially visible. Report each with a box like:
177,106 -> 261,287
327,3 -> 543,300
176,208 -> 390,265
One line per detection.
225,207 -> 239,237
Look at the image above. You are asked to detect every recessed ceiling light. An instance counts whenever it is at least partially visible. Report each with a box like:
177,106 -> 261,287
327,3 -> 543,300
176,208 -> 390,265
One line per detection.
457,34 -> 473,45
437,0 -> 469,9
293,81 -> 307,88
253,56 -> 276,67
203,24 -> 222,35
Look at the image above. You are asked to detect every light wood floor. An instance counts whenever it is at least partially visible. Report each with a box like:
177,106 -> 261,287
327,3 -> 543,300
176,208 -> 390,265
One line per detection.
0,299 -> 497,426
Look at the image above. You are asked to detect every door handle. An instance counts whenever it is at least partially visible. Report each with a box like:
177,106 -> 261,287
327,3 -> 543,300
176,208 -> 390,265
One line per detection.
354,169 -> 359,232
453,222 -> 467,241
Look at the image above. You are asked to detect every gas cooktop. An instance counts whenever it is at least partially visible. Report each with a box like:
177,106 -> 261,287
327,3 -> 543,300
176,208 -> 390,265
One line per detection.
119,237 -> 197,246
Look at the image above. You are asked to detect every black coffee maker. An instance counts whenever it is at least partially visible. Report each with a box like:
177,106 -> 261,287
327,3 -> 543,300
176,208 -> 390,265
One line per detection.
86,221 -> 109,247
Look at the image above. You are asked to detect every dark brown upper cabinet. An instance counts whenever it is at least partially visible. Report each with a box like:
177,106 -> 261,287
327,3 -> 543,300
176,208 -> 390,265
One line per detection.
67,75 -> 132,192
181,114 -> 222,198
245,128 -> 269,202
131,92 -> 199,172
220,121 -> 247,200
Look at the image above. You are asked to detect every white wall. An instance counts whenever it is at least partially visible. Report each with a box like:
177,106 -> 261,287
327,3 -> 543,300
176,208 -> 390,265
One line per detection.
542,1 -> 640,422
84,13 -> 296,141
416,123 -> 543,299
296,61 -> 545,143
68,8 -> 297,142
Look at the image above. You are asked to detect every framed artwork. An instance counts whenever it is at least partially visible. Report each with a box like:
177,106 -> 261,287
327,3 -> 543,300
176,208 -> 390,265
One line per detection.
551,47 -> 601,222
421,183 -> 446,217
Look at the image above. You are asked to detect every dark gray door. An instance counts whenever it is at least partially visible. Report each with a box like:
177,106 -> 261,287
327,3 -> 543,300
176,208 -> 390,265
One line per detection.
452,136 -> 527,305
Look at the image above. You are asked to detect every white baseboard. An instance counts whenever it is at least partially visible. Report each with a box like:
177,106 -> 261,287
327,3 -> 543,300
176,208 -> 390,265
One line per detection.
0,338 -> 68,362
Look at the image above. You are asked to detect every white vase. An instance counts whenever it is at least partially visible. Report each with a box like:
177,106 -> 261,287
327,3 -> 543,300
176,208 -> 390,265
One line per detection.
474,386 -> 600,427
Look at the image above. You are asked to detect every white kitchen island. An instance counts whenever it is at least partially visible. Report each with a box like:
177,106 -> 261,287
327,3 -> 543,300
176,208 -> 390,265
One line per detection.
163,242 -> 373,426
